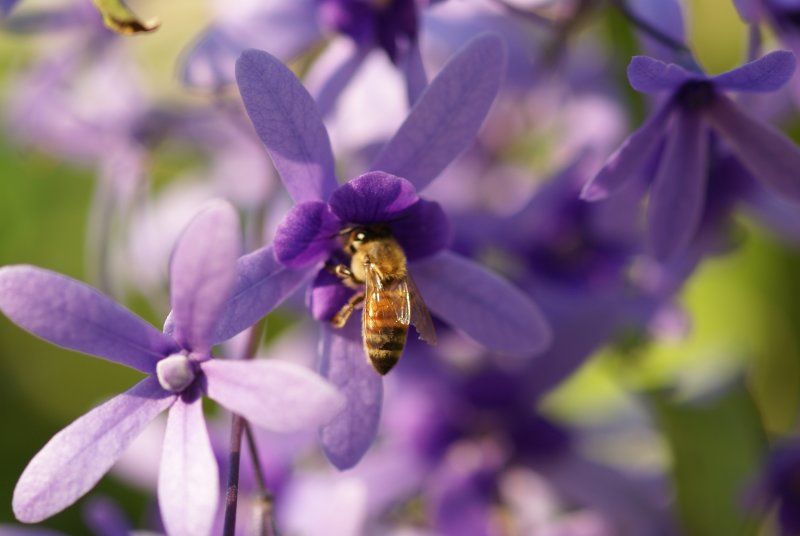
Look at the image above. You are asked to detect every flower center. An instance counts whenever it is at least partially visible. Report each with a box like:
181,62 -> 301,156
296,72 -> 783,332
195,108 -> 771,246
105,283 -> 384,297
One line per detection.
675,80 -> 716,111
156,354 -> 197,393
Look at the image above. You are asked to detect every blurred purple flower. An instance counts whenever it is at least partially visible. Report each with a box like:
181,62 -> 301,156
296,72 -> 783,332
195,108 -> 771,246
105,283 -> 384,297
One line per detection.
753,439 -> 800,536
581,50 -> 800,259
0,202 -> 344,535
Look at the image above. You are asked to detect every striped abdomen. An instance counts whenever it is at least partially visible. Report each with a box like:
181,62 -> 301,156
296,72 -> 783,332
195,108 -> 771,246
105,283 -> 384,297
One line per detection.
363,284 -> 410,375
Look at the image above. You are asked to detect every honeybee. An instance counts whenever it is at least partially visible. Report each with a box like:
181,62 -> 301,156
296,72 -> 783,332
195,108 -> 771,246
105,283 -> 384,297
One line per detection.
329,224 -> 437,375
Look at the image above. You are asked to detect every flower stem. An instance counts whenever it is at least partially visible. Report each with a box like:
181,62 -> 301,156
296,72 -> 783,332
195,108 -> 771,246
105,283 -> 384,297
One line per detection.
244,422 -> 279,536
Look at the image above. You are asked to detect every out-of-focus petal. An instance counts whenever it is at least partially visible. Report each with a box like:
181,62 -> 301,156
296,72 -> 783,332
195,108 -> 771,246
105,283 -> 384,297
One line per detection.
306,37 -> 369,118
647,110 -> 708,259
319,324 -> 383,470
371,33 -> 505,192
389,199 -> 451,261
0,0 -> 20,17
0,266 -> 178,374
706,93 -> 800,203
236,49 -> 338,204
627,56 -> 696,93
732,0 -> 763,23
712,51 -> 796,93
411,251 -> 552,356
581,101 -> 673,201
83,495 -> 132,536
328,172 -> 419,223
212,247 -> 320,343
627,0 -> 685,61
400,38 -> 427,105
170,202 -> 241,353
13,378 -> 174,523
273,201 -> 342,267
158,398 -> 219,536
203,359 -> 345,432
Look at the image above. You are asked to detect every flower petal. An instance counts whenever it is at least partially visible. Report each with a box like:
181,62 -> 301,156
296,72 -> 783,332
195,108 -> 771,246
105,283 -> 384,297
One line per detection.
158,398 -> 219,536
274,201 -> 342,267
0,266 -> 178,374
236,49 -> 338,204
328,172 -> 419,224
410,251 -> 552,356
212,246 -> 320,343
647,110 -> 708,260
13,377 -> 174,523
389,199 -> 451,261
319,324 -> 383,470
1,0 -> 21,17
627,56 -> 697,93
306,37 -> 369,118
308,269 -> 357,322
400,38 -> 427,105
203,359 -> 345,432
371,33 -> 505,192
581,101 -> 673,201
705,93 -> 800,203
711,50 -> 796,93
732,0 -> 763,23
170,201 -> 241,353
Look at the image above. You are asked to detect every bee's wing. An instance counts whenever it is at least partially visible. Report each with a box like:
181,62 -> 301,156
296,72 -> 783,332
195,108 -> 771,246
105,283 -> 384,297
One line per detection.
406,273 -> 437,345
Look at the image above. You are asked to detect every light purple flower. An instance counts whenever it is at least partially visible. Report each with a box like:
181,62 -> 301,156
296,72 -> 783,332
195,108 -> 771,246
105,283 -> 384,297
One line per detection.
581,50 -> 800,259
224,34 -> 552,469
0,202 -> 345,534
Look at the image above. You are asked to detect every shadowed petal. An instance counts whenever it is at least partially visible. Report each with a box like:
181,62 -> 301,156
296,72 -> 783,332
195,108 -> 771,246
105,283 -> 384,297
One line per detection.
158,398 -> 219,536
328,172 -> 419,223
236,49 -> 338,203
581,101 -> 673,201
203,359 -> 345,432
647,110 -> 708,259
712,51 -> 796,92
389,199 -> 451,261
212,246 -> 320,343
627,56 -> 696,93
306,37 -> 369,118
274,201 -> 342,267
371,33 -> 506,192
13,377 -> 174,523
411,251 -> 552,356
308,269 -> 357,322
170,202 -> 241,353
319,324 -> 383,470
0,266 -> 178,374
706,94 -> 800,203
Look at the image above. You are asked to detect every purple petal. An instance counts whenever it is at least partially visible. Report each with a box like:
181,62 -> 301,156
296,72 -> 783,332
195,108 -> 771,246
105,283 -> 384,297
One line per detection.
706,93 -> 800,203
203,359 -> 345,432
170,202 -> 241,353
158,398 -> 219,536
712,51 -> 796,93
213,246 -> 320,343
389,199 -> 451,261
328,172 -> 419,224
274,201 -> 342,267
0,266 -> 178,374
627,0 -> 685,60
236,49 -> 338,204
306,38 -> 369,118
181,27 -> 245,89
400,38 -> 427,105
411,251 -> 552,356
732,0 -> 763,22
647,110 -> 708,259
581,101 -> 673,201
308,269 -> 357,322
83,495 -> 133,536
1,0 -> 21,17
627,56 -> 697,93
371,33 -> 505,192
13,378 -> 174,523
319,324 -> 383,470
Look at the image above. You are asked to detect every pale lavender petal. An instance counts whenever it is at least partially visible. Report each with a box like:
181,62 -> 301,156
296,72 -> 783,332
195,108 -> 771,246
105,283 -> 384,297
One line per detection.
706,94 -> 800,203
170,202 -> 241,353
273,201 -> 342,267
236,49 -> 338,204
371,33 -> 505,192
0,526 -> 65,536
0,266 -> 178,374
306,38 -> 369,118
581,101 -> 673,201
400,39 -> 427,104
411,251 -> 552,356
181,27 -> 246,89
203,359 -> 345,432
328,172 -> 419,223
158,398 -> 219,536
1,0 -> 21,17
627,56 -> 696,93
647,110 -> 708,259
712,51 -> 796,92
319,324 -> 383,470
213,246 -> 319,343
13,378 -> 175,523
732,0 -> 763,22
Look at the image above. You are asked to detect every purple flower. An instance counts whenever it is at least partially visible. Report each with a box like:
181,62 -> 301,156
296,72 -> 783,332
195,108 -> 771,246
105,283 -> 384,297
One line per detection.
581,50 -> 800,259
224,34 -> 552,469
754,439 -> 800,536
0,202 -> 345,535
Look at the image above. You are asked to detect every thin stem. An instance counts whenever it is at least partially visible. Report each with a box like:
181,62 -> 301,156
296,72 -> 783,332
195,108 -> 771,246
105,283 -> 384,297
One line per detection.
244,422 -> 279,536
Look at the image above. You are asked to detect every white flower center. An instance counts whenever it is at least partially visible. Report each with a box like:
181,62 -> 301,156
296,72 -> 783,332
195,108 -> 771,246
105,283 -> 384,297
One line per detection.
156,354 -> 196,393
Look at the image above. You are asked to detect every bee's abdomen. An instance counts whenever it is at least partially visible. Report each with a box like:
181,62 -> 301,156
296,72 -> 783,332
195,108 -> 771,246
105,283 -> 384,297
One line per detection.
365,325 -> 407,375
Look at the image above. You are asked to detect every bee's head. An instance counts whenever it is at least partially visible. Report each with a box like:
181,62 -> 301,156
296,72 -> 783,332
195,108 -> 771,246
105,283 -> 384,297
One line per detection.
339,224 -> 392,254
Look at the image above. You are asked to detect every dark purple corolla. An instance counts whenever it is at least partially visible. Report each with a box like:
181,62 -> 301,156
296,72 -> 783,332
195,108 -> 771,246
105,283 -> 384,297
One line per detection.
581,50 -> 800,259
0,202 -> 344,535
751,438 -> 800,535
219,34 -> 552,470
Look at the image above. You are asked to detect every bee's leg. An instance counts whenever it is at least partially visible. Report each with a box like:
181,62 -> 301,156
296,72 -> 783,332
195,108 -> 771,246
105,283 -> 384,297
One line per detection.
331,292 -> 365,328
325,262 -> 361,289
